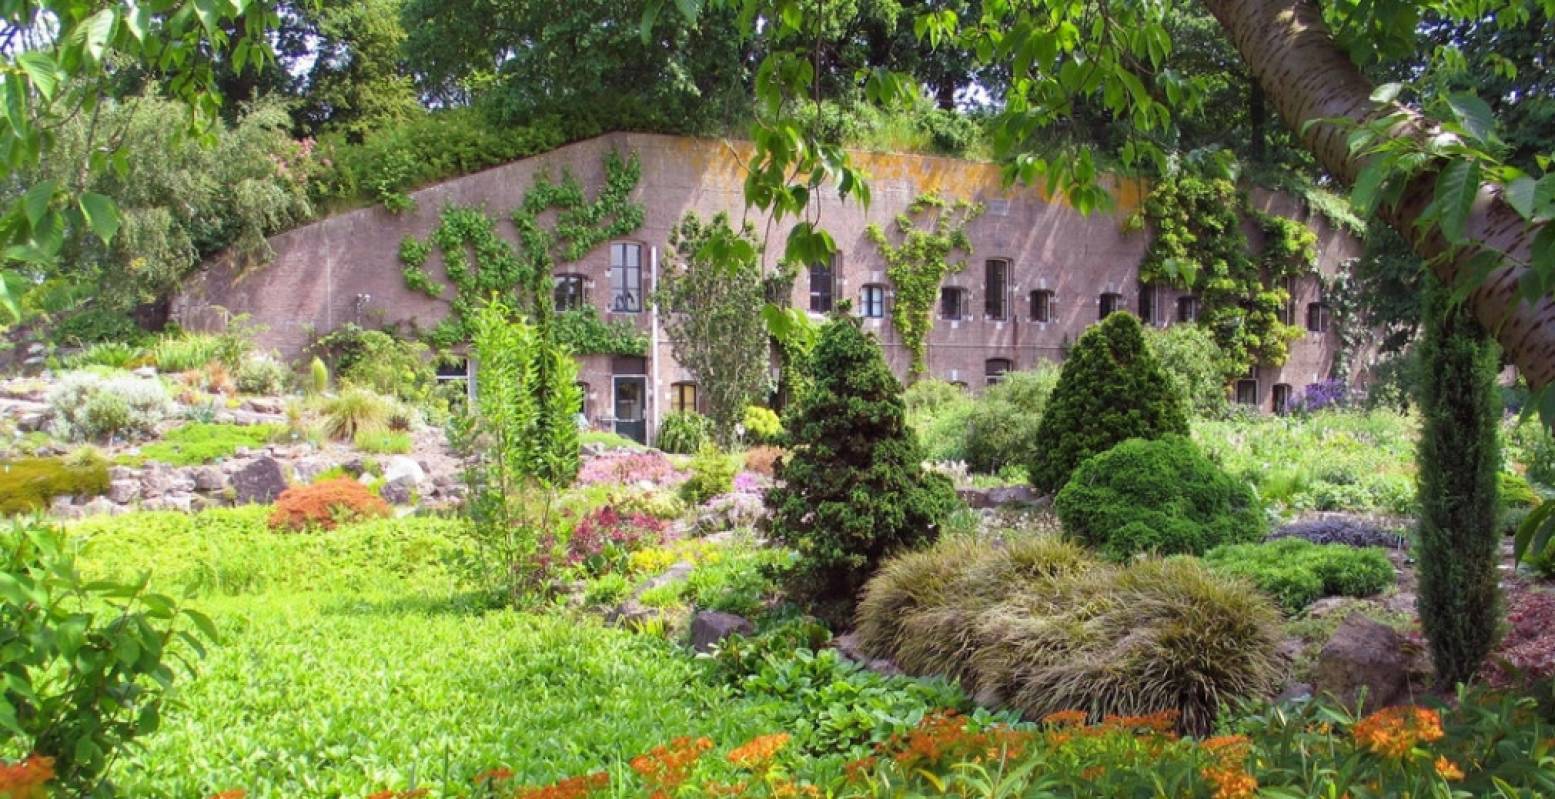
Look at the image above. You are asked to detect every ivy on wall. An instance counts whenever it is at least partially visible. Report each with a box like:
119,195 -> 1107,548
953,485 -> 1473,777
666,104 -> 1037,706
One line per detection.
397,150 -> 648,355
1139,175 -> 1316,371
866,193 -> 984,376
1323,261 -> 1367,383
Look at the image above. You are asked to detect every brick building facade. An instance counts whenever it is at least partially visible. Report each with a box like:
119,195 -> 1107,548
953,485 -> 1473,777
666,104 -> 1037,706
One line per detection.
175,132 -> 1372,444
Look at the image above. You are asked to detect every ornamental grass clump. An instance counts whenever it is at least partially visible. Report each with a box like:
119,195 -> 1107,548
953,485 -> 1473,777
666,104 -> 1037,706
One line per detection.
855,533 -> 1282,734
319,386 -> 398,441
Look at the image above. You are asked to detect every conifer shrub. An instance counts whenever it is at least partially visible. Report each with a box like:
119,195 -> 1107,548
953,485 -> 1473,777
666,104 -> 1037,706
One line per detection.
1025,313 -> 1188,493
855,534 -> 1282,734
765,317 -> 960,615
268,477 -> 392,531
654,410 -> 712,454
1203,538 -> 1396,611
1055,436 -> 1263,559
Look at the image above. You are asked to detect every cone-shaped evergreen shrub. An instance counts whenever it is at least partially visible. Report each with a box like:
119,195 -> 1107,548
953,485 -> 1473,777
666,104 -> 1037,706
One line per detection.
1055,435 -> 1264,560
1026,312 -> 1188,493
765,316 -> 959,616
1417,280 -> 1501,687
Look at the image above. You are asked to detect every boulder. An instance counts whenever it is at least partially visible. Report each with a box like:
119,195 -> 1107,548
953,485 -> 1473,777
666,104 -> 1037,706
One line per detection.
230,409 -> 286,426
106,479 -> 140,504
379,477 -> 416,505
232,456 -> 288,504
381,455 -> 426,486
242,397 -> 284,415
832,632 -> 904,677
139,466 -> 172,498
690,611 -> 754,654
1313,613 -> 1419,709
191,466 -> 227,492
957,484 -> 1042,509
293,457 -> 333,484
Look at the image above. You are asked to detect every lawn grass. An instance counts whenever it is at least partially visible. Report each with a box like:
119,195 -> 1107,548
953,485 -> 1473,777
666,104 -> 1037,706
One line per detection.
68,508 -> 782,798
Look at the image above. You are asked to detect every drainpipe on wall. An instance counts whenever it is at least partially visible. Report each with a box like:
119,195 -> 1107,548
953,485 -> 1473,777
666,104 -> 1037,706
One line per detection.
649,244 -> 661,444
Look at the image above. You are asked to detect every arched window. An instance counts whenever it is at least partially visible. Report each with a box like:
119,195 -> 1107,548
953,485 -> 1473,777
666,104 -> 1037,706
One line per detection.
671,381 -> 698,414
1030,289 -> 1053,323
553,274 -> 586,312
940,287 -> 966,320
610,243 -> 643,312
985,358 -> 1013,386
860,284 -> 886,318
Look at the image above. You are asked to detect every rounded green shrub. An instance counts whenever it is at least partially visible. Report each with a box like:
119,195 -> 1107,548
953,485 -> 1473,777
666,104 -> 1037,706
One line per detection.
1500,471 -> 1541,509
1026,312 -> 1188,493
1055,435 -> 1263,559
741,405 -> 784,445
766,317 -> 960,618
679,444 -> 736,505
0,457 -> 111,515
655,410 -> 712,454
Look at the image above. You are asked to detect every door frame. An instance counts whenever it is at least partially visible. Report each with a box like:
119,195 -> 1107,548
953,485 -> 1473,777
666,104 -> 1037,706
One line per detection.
611,374 -> 649,444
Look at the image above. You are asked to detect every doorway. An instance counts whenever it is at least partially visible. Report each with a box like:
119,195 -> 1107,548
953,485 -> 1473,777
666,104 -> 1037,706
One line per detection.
613,376 -> 647,444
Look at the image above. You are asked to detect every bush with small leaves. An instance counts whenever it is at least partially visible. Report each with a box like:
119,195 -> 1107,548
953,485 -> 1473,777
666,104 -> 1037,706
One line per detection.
268,477 -> 392,530
655,411 -> 712,454
0,457 -> 110,515
680,445 -> 737,505
1055,435 -> 1264,559
742,405 -> 783,444
45,370 -> 174,442
235,354 -> 289,394
1203,538 -> 1396,611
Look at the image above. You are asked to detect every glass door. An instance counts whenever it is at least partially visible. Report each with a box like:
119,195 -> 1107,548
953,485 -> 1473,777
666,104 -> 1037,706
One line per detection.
613,376 -> 647,444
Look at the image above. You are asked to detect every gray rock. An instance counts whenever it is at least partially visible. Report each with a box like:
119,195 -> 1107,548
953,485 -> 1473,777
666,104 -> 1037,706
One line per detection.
109,465 -> 138,482
49,494 -> 76,513
689,611 -> 754,653
230,410 -> 286,426
139,466 -> 172,498
1313,613 -> 1420,710
833,632 -> 904,677
293,457 -> 332,484
957,484 -> 1042,509
232,456 -> 288,504
379,476 -> 416,505
381,455 -> 426,486
132,366 -> 157,378
81,496 -> 117,516
191,466 -> 227,492
167,471 -> 196,494
106,479 -> 140,504
242,397 -> 284,415
1275,682 -> 1314,703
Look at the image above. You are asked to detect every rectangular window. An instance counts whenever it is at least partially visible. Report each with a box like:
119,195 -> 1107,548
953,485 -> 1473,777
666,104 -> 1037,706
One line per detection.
1137,282 -> 1155,324
1099,292 -> 1123,319
1272,384 -> 1292,415
1236,379 -> 1258,406
1278,277 -> 1297,325
985,260 -> 1008,320
808,258 -> 835,313
553,274 -> 585,311
610,243 -> 642,312
940,287 -> 964,320
1307,302 -> 1331,333
985,358 -> 1013,386
861,284 -> 886,319
1030,290 -> 1052,323
672,382 -> 697,413
1176,295 -> 1200,323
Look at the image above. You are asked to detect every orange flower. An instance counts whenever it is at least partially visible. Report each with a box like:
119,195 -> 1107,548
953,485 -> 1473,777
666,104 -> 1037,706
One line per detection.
1434,756 -> 1464,782
727,733 -> 791,769
0,756 -> 55,799
475,767 -> 514,784
1042,710 -> 1088,727
1352,706 -> 1445,759
631,737 -> 714,792
1101,710 -> 1179,736
1201,764 -> 1259,799
1202,735 -> 1252,765
208,791 -> 247,799
514,771 -> 609,799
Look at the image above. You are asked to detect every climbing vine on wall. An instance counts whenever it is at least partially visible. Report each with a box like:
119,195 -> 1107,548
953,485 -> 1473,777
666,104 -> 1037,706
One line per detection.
398,150 -> 648,355
866,193 -> 985,376
1139,174 -> 1315,371
1323,260 -> 1368,383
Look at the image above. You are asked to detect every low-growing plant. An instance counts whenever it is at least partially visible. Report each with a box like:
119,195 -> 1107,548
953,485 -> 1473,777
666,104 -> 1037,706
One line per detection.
680,445 -> 737,505
234,353 -> 289,394
1055,436 -> 1264,559
1202,538 -> 1396,611
614,490 -> 687,521
742,405 -> 783,445
151,333 -> 223,372
1501,470 -> 1542,509
1269,516 -> 1409,549
353,429 -> 413,455
268,477 -> 392,530
655,410 -> 712,454
62,341 -> 145,370
577,451 -> 687,488
583,572 -> 632,606
137,422 -> 283,466
45,371 -> 174,442
319,387 -> 398,441
545,505 -> 667,577
0,457 -> 110,514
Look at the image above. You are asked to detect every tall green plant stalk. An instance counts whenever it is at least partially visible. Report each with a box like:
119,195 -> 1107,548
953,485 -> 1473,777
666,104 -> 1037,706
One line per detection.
1416,277 -> 1502,686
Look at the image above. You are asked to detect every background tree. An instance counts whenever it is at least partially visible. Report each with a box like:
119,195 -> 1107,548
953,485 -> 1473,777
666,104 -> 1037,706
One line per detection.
1416,278 -> 1502,686
656,212 -> 771,447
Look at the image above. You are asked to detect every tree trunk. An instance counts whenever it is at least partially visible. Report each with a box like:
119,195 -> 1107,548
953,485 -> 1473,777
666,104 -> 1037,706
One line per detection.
1201,0 -> 1555,388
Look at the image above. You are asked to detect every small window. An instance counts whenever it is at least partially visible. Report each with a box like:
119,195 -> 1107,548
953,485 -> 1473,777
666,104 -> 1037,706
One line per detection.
553,274 -> 586,312
940,287 -> 965,320
671,381 -> 698,414
1235,379 -> 1258,406
575,381 -> 590,416
860,284 -> 886,319
985,358 -> 1013,386
435,358 -> 470,381
610,243 -> 643,312
1099,292 -> 1124,319
1137,282 -> 1156,324
1176,295 -> 1200,323
1272,383 -> 1293,415
808,257 -> 835,313
1278,277 -> 1298,325
1030,289 -> 1053,323
1306,302 -> 1331,333
949,380 -> 969,390
985,259 -> 1008,320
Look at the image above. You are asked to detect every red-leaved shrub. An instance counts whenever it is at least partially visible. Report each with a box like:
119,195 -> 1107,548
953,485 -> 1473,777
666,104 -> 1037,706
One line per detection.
743,446 -> 785,477
268,477 -> 391,530
1482,589 -> 1555,687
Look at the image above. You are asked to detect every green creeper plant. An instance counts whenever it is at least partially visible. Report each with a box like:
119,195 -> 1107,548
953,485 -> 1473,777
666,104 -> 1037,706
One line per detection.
765,316 -> 960,622
865,193 -> 984,376
1026,312 -> 1189,494
1416,277 -> 1502,687
461,297 -> 580,601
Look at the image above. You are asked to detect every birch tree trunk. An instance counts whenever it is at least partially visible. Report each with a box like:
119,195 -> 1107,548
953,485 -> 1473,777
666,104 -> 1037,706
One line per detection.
1201,0 -> 1555,387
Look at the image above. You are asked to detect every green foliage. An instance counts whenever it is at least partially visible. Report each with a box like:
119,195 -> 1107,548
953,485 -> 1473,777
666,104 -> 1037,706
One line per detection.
865,193 -> 984,375
680,445 -> 738,506
401,151 -> 645,353
50,309 -> 150,348
151,334 -> 223,372
1417,280 -> 1503,687
309,357 -> 330,394
552,307 -> 650,357
657,212 -> 770,445
0,520 -> 215,796
1027,313 -> 1189,493
766,317 -> 960,617
461,298 -> 580,601
353,430 -> 413,455
45,371 -> 174,442
742,406 -> 784,445
0,457 -> 109,515
1501,470 -> 1542,509
1203,538 -> 1396,611
1056,436 -> 1265,559
63,341 -> 145,370
904,380 -> 976,463
1139,173 -> 1311,372
1142,324 -> 1237,417
309,325 -> 436,404
854,533 -> 1283,735
234,354 -> 289,395
961,367 -> 1060,474
137,423 -> 284,466
684,542 -> 791,618
319,387 -> 398,442
654,411 -> 712,455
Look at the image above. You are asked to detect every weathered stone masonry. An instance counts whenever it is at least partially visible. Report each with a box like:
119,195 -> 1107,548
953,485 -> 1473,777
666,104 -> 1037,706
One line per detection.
175,132 -> 1370,443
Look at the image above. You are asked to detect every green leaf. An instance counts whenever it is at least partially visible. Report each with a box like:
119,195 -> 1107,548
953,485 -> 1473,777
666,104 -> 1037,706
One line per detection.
1370,82 -> 1404,103
1446,92 -> 1496,145
79,192 -> 120,244
1350,161 -> 1387,215
80,8 -> 117,63
639,0 -> 661,43
21,179 -> 55,227
1432,158 -> 1480,245
1513,502 -> 1555,565
16,52 -> 58,101
1505,176 -> 1538,219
